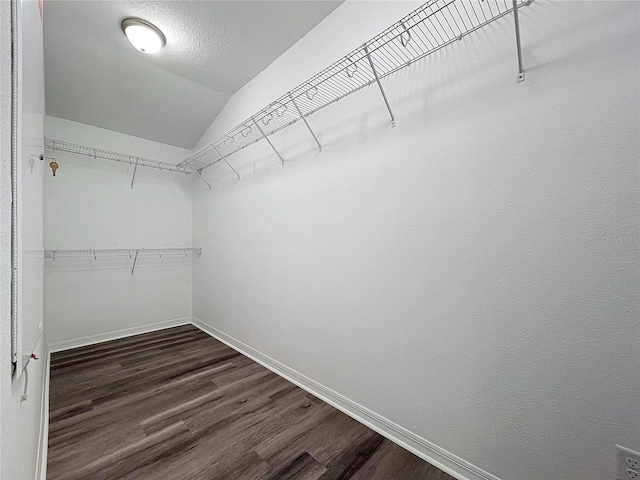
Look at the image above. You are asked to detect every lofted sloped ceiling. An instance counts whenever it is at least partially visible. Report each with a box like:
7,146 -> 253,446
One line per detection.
44,1 -> 343,149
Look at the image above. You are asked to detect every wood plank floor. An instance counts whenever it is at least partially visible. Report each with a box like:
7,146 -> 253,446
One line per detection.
48,325 -> 455,480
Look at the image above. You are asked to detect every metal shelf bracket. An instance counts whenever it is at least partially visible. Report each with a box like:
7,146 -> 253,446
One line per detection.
364,43 -> 396,128
513,0 -> 525,83
252,117 -> 285,165
130,158 -> 139,189
131,250 -> 139,275
290,94 -> 322,153
193,169 -> 212,190
212,146 -> 241,180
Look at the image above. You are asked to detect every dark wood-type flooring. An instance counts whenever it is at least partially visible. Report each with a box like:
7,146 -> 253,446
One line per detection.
48,325 -> 454,480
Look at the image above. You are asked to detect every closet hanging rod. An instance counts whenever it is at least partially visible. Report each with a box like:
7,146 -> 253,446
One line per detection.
181,0 -> 531,172
45,248 -> 202,259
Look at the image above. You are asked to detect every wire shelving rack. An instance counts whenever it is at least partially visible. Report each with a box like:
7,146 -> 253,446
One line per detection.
45,248 -> 202,275
44,1 -> 531,184
180,0 -> 531,172
44,139 -> 212,189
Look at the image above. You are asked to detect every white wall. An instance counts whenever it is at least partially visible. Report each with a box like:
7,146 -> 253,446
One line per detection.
192,2 -> 640,480
44,117 -> 194,350
1,0 -> 48,478
15,0 -> 45,374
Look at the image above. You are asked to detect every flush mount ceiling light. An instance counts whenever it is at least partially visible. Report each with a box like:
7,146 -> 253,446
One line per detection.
121,18 -> 165,54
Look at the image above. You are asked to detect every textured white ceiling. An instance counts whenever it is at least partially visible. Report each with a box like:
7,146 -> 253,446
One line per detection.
44,1 -> 343,148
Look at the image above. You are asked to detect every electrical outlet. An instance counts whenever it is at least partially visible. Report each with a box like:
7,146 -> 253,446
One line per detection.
618,445 -> 640,480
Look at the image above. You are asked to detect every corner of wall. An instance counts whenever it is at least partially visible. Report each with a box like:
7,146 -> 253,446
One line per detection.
190,317 -> 501,480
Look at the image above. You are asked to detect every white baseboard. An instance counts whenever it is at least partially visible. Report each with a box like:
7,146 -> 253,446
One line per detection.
37,349 -> 50,480
191,317 -> 501,480
48,317 -> 192,353
42,316 -> 501,480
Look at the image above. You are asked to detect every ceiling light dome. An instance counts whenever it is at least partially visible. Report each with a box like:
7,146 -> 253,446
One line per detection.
121,18 -> 165,54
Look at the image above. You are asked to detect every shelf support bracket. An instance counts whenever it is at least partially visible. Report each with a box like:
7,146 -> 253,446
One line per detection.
193,168 -> 212,190
213,145 -> 241,180
130,158 -> 139,189
364,44 -> 396,127
131,250 -> 139,276
289,94 -> 322,153
512,0 -> 525,83
180,155 -> 212,189
252,117 -> 285,165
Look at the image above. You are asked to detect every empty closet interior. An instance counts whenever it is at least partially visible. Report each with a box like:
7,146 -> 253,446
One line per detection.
1,1 -> 639,480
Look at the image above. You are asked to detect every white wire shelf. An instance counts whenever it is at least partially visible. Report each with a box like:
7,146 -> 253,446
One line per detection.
45,139 -> 190,173
44,139 -> 213,189
45,248 -> 202,259
182,0 -> 531,172
45,248 -> 202,275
